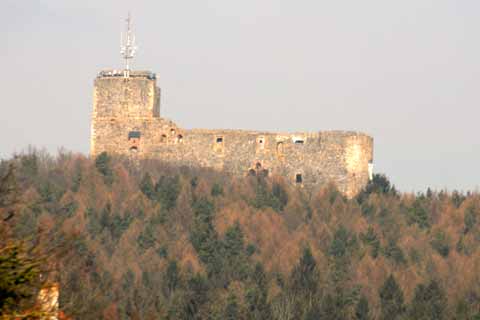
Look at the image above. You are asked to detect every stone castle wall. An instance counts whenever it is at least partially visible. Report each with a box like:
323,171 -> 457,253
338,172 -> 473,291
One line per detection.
91,71 -> 374,197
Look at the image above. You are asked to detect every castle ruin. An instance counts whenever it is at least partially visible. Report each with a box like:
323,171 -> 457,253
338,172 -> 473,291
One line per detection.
90,16 -> 374,198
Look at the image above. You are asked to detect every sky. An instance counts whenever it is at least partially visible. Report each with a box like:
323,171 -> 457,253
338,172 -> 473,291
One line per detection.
2,0 -> 480,192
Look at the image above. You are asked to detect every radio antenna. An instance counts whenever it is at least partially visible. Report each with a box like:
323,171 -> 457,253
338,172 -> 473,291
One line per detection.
120,12 -> 137,77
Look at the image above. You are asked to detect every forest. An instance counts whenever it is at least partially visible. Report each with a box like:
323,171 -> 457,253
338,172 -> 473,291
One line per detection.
1,149 -> 480,319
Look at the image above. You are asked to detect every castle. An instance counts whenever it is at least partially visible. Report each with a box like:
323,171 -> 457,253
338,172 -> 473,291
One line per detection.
90,16 -> 374,198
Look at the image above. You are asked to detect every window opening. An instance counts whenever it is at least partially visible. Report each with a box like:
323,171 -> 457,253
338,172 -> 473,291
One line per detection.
216,137 -> 223,143
128,131 -> 141,140
295,174 -> 303,184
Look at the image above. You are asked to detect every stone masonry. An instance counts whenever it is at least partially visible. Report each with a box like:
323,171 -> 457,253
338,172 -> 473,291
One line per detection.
91,70 -> 374,198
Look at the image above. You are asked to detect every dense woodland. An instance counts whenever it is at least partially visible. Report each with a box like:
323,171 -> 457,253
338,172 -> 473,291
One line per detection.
1,149 -> 480,319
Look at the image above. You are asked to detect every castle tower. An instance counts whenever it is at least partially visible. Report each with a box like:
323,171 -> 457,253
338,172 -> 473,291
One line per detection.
91,15 -> 162,155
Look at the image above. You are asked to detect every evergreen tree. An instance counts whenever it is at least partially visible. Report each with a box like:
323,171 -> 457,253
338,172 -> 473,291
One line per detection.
183,273 -> 209,319
409,280 -> 447,320
139,173 -> 155,200
163,260 -> 181,298
290,247 -> 319,297
95,152 -> 113,185
190,198 -> 222,278
223,221 -> 249,280
430,231 -> 450,258
320,294 -> 339,320
408,199 -> 430,229
211,183 -> 224,197
71,160 -> 82,193
355,294 -> 370,320
379,275 -> 405,320
464,206 -> 477,234
224,293 -> 239,320
357,173 -> 395,203
245,263 -> 271,320
223,222 -> 244,259
155,175 -> 180,210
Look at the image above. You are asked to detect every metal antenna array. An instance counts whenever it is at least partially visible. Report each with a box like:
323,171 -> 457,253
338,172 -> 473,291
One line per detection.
120,13 -> 137,77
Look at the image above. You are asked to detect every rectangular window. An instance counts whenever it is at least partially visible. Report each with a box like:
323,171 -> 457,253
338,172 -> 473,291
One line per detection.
216,137 -> 223,143
295,174 -> 303,184
128,131 -> 141,139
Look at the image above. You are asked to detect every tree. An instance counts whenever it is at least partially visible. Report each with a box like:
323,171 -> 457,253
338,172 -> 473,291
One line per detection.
0,164 -> 54,318
409,280 -> 447,320
408,198 -> 430,229
272,182 -> 288,211
360,227 -> 380,258
224,293 -> 239,320
379,275 -> 405,320
211,183 -> 224,197
163,260 -> 181,298
430,231 -> 450,258
0,164 -> 18,223
139,173 -> 155,200
329,226 -> 356,259
0,242 -> 54,318
155,175 -> 180,210
355,294 -> 370,320
189,198 -> 222,277
245,263 -> 271,320
95,152 -> 113,185
464,206 -> 477,234
383,239 -> 407,265
357,174 -> 395,202
290,247 -> 319,297
71,159 -> 83,193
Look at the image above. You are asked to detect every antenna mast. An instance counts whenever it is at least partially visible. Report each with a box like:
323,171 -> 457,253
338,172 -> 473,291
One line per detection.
120,13 -> 137,78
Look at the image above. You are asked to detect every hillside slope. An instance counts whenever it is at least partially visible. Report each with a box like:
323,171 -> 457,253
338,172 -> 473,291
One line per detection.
2,150 -> 480,319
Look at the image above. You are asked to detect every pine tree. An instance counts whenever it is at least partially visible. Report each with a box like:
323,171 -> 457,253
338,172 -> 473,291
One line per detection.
379,275 -> 405,320
95,152 -> 113,185
409,280 -> 447,320
245,263 -> 271,320
163,260 -> 181,298
355,294 -> 370,320
290,247 -> 319,297
224,293 -> 239,320
139,173 -> 155,200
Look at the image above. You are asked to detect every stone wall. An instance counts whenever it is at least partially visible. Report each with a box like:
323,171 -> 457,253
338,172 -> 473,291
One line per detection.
91,71 -> 374,198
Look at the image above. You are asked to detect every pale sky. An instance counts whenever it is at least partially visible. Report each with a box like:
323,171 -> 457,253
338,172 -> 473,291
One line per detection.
2,0 -> 480,191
